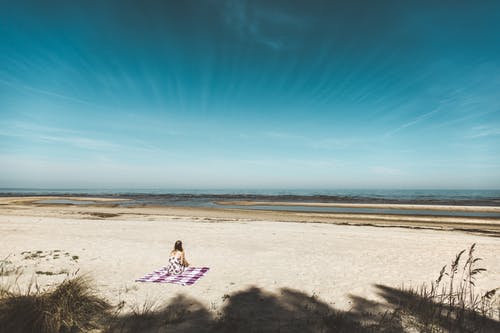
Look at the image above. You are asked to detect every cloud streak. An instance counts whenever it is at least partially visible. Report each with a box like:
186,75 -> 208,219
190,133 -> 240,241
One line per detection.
264,131 -> 353,150
467,125 -> 500,139
385,108 -> 441,137
0,78 -> 102,108
0,128 -> 120,151
221,0 -> 306,50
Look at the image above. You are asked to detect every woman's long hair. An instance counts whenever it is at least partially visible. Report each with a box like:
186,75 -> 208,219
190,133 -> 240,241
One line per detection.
174,240 -> 183,252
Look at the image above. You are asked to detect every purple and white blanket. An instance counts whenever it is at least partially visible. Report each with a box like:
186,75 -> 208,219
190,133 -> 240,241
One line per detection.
136,267 -> 210,285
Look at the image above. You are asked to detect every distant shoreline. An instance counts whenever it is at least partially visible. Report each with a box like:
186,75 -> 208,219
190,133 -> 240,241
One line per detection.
2,195 -> 500,218
215,200 -> 500,213
1,196 -> 500,237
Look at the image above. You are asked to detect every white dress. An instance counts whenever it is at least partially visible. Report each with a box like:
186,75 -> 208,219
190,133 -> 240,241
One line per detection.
166,255 -> 185,275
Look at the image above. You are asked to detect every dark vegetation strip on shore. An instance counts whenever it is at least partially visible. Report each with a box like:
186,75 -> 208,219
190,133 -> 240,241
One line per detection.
216,205 -> 500,218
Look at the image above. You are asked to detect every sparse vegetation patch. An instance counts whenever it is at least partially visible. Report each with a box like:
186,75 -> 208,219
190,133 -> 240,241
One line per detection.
0,256 -> 21,277
0,276 -> 111,333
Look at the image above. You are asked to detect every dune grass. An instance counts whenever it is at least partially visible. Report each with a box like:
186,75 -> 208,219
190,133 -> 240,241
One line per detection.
0,276 -> 111,333
385,243 -> 499,332
0,255 -> 22,277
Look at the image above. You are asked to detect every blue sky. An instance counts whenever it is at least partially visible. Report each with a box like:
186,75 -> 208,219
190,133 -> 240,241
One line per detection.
1,1 -> 499,189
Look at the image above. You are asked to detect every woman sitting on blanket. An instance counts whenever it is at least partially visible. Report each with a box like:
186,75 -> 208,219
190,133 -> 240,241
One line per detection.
166,240 -> 190,275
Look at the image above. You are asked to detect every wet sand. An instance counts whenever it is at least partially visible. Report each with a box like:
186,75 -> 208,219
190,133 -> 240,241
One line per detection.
215,200 -> 500,212
1,196 -> 500,236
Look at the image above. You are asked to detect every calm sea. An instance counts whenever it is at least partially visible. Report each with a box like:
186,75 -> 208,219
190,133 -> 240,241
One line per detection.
1,188 -> 500,206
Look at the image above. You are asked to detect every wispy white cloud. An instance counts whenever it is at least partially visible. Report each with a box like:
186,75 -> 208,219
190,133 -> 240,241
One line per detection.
369,166 -> 405,176
467,125 -> 500,138
2,123 -> 124,153
0,77 -> 101,107
385,107 -> 441,137
264,131 -> 351,149
242,158 -> 338,169
9,121 -> 80,135
0,121 -> 179,154
221,0 -> 306,50
0,128 -> 121,151
265,131 -> 305,140
40,134 -> 121,150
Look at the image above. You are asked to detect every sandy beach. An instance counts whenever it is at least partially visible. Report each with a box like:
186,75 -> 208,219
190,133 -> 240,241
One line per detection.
1,196 -> 499,325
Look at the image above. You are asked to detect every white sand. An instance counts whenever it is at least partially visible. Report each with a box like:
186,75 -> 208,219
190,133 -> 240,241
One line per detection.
1,211 -> 499,314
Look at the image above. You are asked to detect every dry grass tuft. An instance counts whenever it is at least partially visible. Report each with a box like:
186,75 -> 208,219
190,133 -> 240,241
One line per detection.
0,255 -> 22,277
391,243 -> 500,332
0,275 -> 111,333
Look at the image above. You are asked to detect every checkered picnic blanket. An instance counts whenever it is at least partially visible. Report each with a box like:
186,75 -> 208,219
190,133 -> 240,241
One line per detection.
136,267 -> 210,285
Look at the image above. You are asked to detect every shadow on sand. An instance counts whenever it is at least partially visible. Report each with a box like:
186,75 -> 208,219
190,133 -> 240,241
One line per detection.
106,284 -> 500,333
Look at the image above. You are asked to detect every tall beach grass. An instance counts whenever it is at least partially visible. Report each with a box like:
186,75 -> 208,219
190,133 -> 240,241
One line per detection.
390,243 -> 499,332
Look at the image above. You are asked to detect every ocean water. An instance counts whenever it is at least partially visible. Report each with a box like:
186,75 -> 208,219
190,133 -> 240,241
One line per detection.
1,188 -> 500,206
